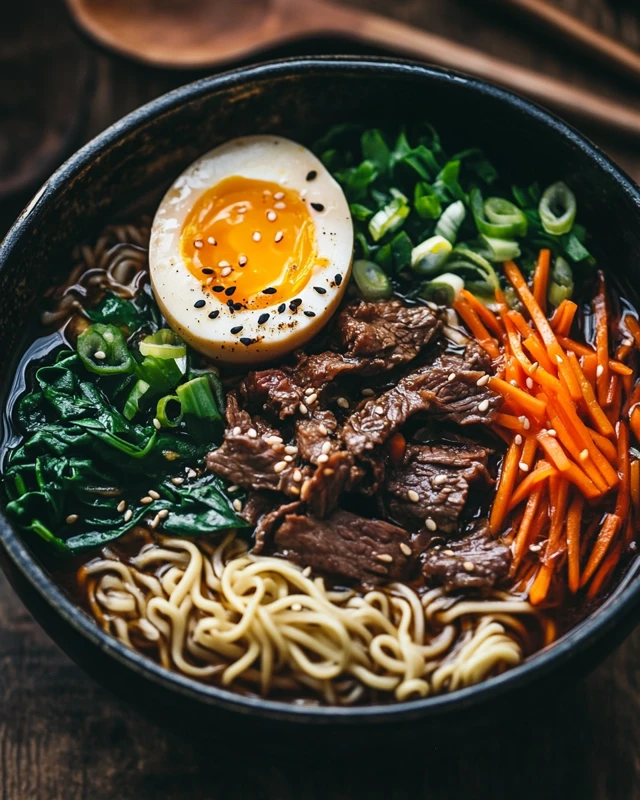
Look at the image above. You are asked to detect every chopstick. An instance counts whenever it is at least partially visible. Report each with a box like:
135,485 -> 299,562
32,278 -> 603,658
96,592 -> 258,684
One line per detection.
492,0 -> 640,85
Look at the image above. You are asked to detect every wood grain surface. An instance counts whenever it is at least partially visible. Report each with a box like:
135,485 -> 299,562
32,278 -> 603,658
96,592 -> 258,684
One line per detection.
2,0 -> 640,797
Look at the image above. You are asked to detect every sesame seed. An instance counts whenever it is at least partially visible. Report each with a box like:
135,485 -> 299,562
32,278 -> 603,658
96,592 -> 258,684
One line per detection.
140,496 -> 153,505
218,260 -> 230,268
103,331 -> 114,343
311,203 -> 325,212
267,435 -> 283,444
476,374 -> 490,387
65,514 -> 79,524
148,514 -> 160,530
158,509 -> 169,520
194,300 -> 206,308
206,277 -> 214,286
202,268 -> 214,275
252,231 -> 262,242
208,310 -> 219,319
299,403 -> 308,415
318,424 -> 328,436
425,518 -> 437,531
523,417 -> 531,430
230,325 -> 243,334
293,469 -> 303,482
362,388 -> 375,397
304,311 -> 316,317
171,477 -> 185,485
510,380 -> 518,387
580,449 -> 589,461
529,543 -> 542,552
400,543 -> 412,556
304,387 -> 314,396
187,468 -> 196,478
213,285 -> 224,292
318,454 -> 329,464
321,441 -> 332,455
518,462 -> 529,472
274,191 -> 285,200
263,287 -> 277,295
153,417 -> 161,430
148,490 -> 160,500
274,201 -> 286,209
194,239 -> 203,249
306,170 -> 317,181
248,428 -> 257,438
531,361 -> 539,372
124,509 -> 133,522
548,429 -> 557,437
267,210 -> 277,222
274,461 -> 287,473
463,561 -> 475,572
228,486 -> 239,494
278,303 -> 286,313
478,399 -> 490,412
335,274 -> 342,286
225,286 -> 236,297
284,455 -> 293,463
596,365 -> 604,377
274,231 -> 284,243
221,267 -> 232,277
515,434 -> 523,445
407,489 -> 420,503
232,427 -> 242,436
433,474 -> 448,486
447,373 -> 456,382
306,392 -> 317,405
258,313 -> 270,325
233,499 -> 243,512
117,500 -> 126,513
207,237 -> 217,245
525,377 -> 534,390
376,553 -> 393,563
336,396 -> 349,409
375,405 -> 384,415
556,355 -> 563,364
290,298 -> 302,308
443,549 -> 454,556
314,286 -> 327,294
285,445 -> 298,455
238,254 -> 248,266
94,350 -> 106,360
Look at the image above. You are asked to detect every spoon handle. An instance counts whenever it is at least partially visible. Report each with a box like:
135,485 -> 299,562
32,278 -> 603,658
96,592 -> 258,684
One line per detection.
320,0 -> 640,138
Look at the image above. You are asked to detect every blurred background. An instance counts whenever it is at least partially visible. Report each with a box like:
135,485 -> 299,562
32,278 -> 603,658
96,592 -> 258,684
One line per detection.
2,0 -> 640,798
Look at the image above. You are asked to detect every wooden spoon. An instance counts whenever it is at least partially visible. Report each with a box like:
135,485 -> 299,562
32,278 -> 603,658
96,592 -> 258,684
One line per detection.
66,0 -> 640,138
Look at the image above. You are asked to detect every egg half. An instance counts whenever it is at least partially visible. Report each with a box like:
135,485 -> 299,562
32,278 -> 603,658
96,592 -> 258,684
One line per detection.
149,135 -> 353,363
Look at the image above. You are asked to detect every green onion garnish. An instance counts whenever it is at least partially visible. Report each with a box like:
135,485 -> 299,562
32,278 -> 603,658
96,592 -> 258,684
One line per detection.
434,200 -> 466,243
470,188 -> 527,239
176,376 -> 222,421
156,394 -> 183,428
548,256 -> 575,306
410,235 -> 452,277
368,195 -> 410,242
352,260 -> 392,300
139,328 -> 187,359
419,273 -> 464,306
480,234 -> 521,262
539,181 -> 577,235
123,378 -> 151,420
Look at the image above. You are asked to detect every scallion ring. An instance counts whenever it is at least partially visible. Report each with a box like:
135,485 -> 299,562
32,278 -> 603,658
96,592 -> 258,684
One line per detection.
419,273 -> 464,306
352,260 -> 392,300
368,195 -> 410,242
470,188 -> 527,239
176,376 -> 222,421
480,234 -> 521,262
539,181 -> 577,235
548,255 -> 575,306
434,200 -> 466,244
156,394 -> 183,428
139,329 -> 187,359
410,235 -> 452,277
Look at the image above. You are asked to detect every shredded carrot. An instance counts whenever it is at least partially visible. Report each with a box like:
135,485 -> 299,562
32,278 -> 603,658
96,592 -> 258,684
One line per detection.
566,350 -> 615,437
631,459 -> 640,515
508,461 -> 557,510
605,376 -> 622,425
624,313 -> 640,349
459,289 -> 503,338
609,360 -> 634,377
580,513 -> 621,588
614,422 -> 630,521
489,376 -> 546,420
532,249 -> 551,314
605,372 -> 620,409
453,298 -> 500,359
489,438 -> 522,535
581,353 -> 597,393
529,477 -> 569,605
566,493 -> 584,593
546,404 -> 609,494
522,336 -> 556,374
504,324 -> 560,395
593,272 -> 610,406
521,436 -> 538,471
586,541 -> 621,600
388,432 -> 406,466
512,486 -> 544,570
536,432 -> 571,472
550,300 -> 577,337
587,428 -> 618,466
631,406 -> 640,446
495,412 -> 529,434
507,310 -> 533,339
557,335 -> 632,376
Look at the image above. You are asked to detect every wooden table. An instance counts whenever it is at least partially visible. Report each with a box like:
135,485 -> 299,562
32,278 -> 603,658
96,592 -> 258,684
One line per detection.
2,1 -> 640,796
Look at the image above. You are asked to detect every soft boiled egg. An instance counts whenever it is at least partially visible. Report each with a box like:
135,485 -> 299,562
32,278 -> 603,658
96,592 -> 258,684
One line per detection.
149,135 -> 353,363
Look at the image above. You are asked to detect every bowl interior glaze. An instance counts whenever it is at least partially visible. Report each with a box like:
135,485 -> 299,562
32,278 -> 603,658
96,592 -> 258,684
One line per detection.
2,57 -> 640,734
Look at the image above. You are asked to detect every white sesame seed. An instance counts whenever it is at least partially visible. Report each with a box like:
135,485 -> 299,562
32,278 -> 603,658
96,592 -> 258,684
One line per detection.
274,461 -> 287,473
291,602 -> 303,612
400,543 -> 412,556
285,445 -> 298,455
65,514 -> 79,524
274,191 -> 285,200
302,566 -> 312,577
556,355 -> 563,364
140,496 -> 153,505
531,361 -> 539,372
362,388 -> 375,396
238,254 -> 247,266
407,489 -> 420,503
433,474 -> 448,485
263,189 -> 271,196
218,260 -> 230,268
266,435 -> 283,444
117,500 -> 126,513
147,490 -> 159,500
232,426 -> 242,436
337,396 -> 349,409
510,379 -> 518,387
443,549 -> 454,556
267,210 -> 277,222
426,518 -> 437,532
274,201 -> 286,209
293,469 -> 303,482
148,514 -> 159,530
153,417 -> 161,430
233,499 -> 243,512
221,267 -> 232,277
523,417 -> 531,430
529,543 -> 542,552
377,553 -> 393,563
206,277 -> 214,286
515,434 -> 523,445
580,449 -> 589,462
187,469 -> 197,479
596,364 -> 604,377
194,239 -> 203,249
283,455 -> 292,463
207,236 -> 217,245
518,462 -> 529,472
476,374 -> 490,387
299,403 -> 308,415
103,330 -> 114,343
123,509 -> 133,522
252,231 -> 262,242
171,477 -> 184,485
228,485 -> 239,493
478,399 -> 490,412
317,454 -> 329,464
94,350 -> 106,360
463,561 -> 475,572
623,338 -> 634,347
318,424 -> 328,436
306,392 -> 318,405
526,377 -> 534,389
321,441 -> 332,455
158,509 -> 169,519
447,373 -> 456,382
304,387 -> 314,395
547,429 -> 557,437
375,405 -> 384,415
247,428 -> 257,438
274,231 -> 284,243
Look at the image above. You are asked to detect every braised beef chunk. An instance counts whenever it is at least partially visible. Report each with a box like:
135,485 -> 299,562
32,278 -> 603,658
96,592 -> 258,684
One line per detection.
422,520 -> 511,590
253,500 -> 303,554
274,509 -> 415,584
301,451 -> 357,517
295,410 -> 339,463
341,343 -> 500,456
385,442 -> 490,533
239,369 -> 304,419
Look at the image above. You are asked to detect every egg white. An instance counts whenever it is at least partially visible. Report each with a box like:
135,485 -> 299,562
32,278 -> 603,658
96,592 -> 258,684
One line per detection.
149,135 -> 353,364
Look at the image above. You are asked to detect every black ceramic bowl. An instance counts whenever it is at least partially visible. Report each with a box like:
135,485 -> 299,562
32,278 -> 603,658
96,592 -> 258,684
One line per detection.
2,56 -> 640,746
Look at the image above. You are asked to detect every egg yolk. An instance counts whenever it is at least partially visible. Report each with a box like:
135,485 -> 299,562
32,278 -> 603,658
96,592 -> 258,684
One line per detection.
180,176 -> 318,310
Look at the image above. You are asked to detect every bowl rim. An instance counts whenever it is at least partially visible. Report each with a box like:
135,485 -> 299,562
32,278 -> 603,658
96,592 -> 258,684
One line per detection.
2,54 -> 640,724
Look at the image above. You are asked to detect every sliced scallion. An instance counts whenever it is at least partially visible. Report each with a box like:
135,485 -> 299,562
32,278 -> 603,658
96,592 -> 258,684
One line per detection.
548,255 -> 575,306
352,260 -> 392,300
138,355 -> 183,393
434,200 -> 466,243
480,234 -> 521,262
470,188 -> 527,239
156,394 -> 183,428
139,329 -> 187,359
410,235 -> 452,277
539,182 -> 576,235
176,376 -> 222,421
368,196 -> 410,241
419,273 -> 464,306
123,379 -> 151,420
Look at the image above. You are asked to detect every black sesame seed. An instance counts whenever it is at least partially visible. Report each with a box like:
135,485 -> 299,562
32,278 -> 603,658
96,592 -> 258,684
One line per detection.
311,202 -> 325,212
208,310 -> 219,319
258,313 -> 270,325
194,300 -> 206,308
304,310 -> 316,317
230,325 -> 243,334
233,302 -> 243,311
278,303 -> 286,313
262,287 -> 277,295
227,299 -> 235,307
335,274 -> 343,286
225,286 -> 236,296
240,337 -> 254,347
313,286 -> 327,294
306,170 -> 317,181
213,285 -> 224,292
290,298 -> 302,308
202,268 -> 214,275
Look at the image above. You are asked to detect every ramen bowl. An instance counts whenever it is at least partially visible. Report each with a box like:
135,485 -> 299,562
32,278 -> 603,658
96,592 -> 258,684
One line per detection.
1,57 -> 640,747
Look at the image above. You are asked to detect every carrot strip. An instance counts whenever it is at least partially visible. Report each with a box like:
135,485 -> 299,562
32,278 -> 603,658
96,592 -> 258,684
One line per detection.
593,272 -> 610,406
550,299 -> 569,332
609,360 -> 634,377
521,436 -> 538,471
631,406 -> 640,446
532,248 -> 551,314
564,463 -> 601,499
529,477 -> 569,605
631,459 -> 640,515
566,351 -> 615,437
492,425 -> 511,445
580,513 -> 621,588
505,324 -> 561,395
551,301 -> 577,337
537,432 -> 571,472
566,493 -> 584,593
605,373 -> 620,409
507,310 -> 533,339
586,541 -> 621,600
624,314 -> 640,349
495,412 -> 529,434
512,487 -> 544,570
489,438 -> 522,535
546,404 -> 609,494
587,429 -> 618,466
508,461 -> 557,510
459,289 -> 503,338
581,353 -> 597,393
454,298 -> 500,359
605,376 -> 622,425
488,376 -> 547,420
614,422 -> 630,521
557,336 -> 632,376
523,336 -> 556,374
